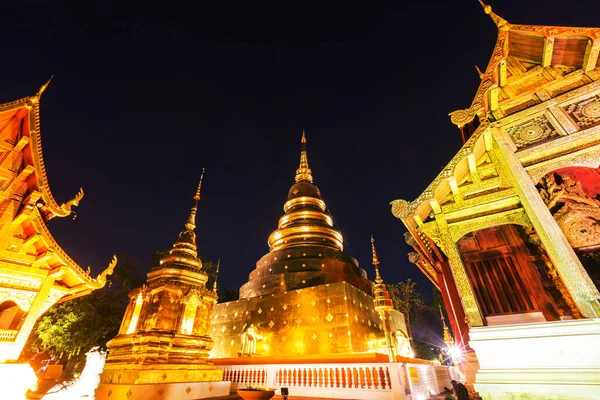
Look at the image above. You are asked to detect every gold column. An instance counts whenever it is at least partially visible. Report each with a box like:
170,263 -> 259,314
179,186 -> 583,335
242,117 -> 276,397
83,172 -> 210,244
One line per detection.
491,127 -> 600,318
434,211 -> 484,326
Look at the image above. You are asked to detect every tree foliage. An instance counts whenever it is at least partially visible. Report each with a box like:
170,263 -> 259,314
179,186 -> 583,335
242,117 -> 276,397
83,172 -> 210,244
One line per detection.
387,278 -> 429,341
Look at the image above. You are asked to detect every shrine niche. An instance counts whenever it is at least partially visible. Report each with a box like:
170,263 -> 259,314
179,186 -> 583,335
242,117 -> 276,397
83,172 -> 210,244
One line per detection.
536,166 -> 600,290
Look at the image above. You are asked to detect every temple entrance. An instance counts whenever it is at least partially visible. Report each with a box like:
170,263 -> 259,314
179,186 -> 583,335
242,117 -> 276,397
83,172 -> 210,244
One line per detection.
457,225 -> 560,325
536,166 -> 600,291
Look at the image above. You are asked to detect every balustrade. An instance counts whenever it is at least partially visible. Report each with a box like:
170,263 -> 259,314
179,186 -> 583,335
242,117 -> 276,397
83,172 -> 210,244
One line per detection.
0,329 -> 18,341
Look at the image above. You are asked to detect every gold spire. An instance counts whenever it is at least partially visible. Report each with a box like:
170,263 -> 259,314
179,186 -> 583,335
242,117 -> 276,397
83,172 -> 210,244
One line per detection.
213,258 -> 220,294
186,169 -> 205,231
440,305 -> 454,347
477,0 -> 510,31
371,236 -> 383,284
295,130 -> 313,183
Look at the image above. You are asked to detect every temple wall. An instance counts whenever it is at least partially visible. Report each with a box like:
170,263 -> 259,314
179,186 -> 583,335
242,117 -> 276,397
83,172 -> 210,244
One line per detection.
210,281 -> 406,358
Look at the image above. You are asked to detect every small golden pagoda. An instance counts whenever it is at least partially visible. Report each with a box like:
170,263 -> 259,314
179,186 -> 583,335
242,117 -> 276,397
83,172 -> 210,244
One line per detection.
0,81 -> 116,398
370,236 -> 403,362
210,133 -> 408,360
96,171 -> 229,400
392,2 -> 600,398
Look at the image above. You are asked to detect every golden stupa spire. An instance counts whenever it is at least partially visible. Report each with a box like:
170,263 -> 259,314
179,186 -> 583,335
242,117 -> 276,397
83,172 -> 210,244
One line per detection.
440,305 -> 454,347
477,0 -> 510,31
185,168 -> 205,231
371,236 -> 383,284
213,258 -> 220,294
295,130 -> 313,183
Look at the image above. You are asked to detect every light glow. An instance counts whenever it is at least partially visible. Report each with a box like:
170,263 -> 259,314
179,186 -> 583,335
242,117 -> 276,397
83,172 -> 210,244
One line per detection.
448,344 -> 463,363
0,363 -> 37,400
413,391 -> 428,400
42,347 -> 106,400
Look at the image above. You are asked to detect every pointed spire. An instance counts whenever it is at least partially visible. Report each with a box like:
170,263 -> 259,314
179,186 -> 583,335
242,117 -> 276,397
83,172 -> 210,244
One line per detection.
295,130 -> 313,183
213,258 -> 220,294
371,236 -> 383,284
477,0 -> 510,31
440,305 -> 454,347
185,169 -> 205,231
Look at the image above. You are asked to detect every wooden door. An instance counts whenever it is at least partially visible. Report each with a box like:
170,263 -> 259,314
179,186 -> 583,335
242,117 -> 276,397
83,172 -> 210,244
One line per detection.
457,225 -> 557,322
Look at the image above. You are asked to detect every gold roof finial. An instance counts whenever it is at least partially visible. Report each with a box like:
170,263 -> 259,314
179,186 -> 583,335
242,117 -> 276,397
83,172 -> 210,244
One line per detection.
475,65 -> 485,79
371,236 -> 383,284
186,169 -> 205,231
477,0 -> 509,31
295,130 -> 313,183
36,75 -> 54,98
213,258 -> 220,294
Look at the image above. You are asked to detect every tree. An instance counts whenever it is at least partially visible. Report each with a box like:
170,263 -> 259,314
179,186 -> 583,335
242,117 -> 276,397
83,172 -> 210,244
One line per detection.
388,278 -> 429,344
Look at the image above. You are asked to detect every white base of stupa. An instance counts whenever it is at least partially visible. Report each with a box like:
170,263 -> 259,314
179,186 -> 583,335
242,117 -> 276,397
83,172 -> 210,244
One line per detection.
95,381 -> 230,400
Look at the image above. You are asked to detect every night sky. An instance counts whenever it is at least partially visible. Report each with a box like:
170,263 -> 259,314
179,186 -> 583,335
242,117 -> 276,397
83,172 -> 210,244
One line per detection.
3,0 -> 600,296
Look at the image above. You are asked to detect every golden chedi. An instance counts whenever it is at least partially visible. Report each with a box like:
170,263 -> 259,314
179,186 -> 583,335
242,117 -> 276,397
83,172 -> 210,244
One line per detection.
96,172 -> 229,400
210,133 -> 408,359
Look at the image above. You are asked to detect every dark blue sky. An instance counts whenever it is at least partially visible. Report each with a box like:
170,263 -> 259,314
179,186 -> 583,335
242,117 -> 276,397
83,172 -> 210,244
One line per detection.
3,0 -> 600,295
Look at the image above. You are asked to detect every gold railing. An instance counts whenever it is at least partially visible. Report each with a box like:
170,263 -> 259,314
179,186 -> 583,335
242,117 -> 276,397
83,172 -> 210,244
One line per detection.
0,329 -> 18,341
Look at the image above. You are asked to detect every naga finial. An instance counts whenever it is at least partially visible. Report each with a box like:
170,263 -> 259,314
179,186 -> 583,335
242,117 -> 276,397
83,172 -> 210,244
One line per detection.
60,187 -> 84,215
36,75 -> 54,99
475,65 -> 485,79
95,255 -> 118,285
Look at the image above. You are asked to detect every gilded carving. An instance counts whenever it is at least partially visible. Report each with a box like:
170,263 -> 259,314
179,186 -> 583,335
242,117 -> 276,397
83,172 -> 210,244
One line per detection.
537,172 -> 600,249
0,288 -> 37,312
506,115 -> 558,149
562,95 -> 600,130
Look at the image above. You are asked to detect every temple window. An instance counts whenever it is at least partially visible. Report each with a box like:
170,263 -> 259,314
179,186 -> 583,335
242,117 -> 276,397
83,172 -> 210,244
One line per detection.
126,293 -> 144,334
0,300 -> 25,331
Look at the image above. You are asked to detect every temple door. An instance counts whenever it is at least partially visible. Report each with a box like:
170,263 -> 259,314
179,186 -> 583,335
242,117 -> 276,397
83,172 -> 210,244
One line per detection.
457,225 -> 558,325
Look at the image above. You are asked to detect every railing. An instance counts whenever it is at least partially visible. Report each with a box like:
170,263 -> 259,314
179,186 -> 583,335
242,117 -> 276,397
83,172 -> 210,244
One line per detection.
219,363 -> 403,399
0,329 -> 18,341
218,362 -> 461,399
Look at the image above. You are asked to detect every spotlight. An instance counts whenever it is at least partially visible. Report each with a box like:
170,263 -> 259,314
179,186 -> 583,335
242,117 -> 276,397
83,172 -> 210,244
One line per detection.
448,344 -> 463,362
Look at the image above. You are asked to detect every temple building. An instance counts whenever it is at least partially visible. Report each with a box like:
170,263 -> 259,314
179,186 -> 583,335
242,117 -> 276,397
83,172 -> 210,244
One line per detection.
392,3 -> 600,399
97,172 -> 229,400
0,83 -> 116,398
210,133 -> 409,360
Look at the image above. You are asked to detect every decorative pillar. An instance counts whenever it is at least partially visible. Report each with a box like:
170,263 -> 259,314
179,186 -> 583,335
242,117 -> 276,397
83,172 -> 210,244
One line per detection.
434,211 -> 484,326
491,127 -> 600,318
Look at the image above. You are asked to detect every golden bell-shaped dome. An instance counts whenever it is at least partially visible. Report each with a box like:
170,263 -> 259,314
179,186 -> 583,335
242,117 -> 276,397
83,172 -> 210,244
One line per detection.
267,132 -> 344,252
